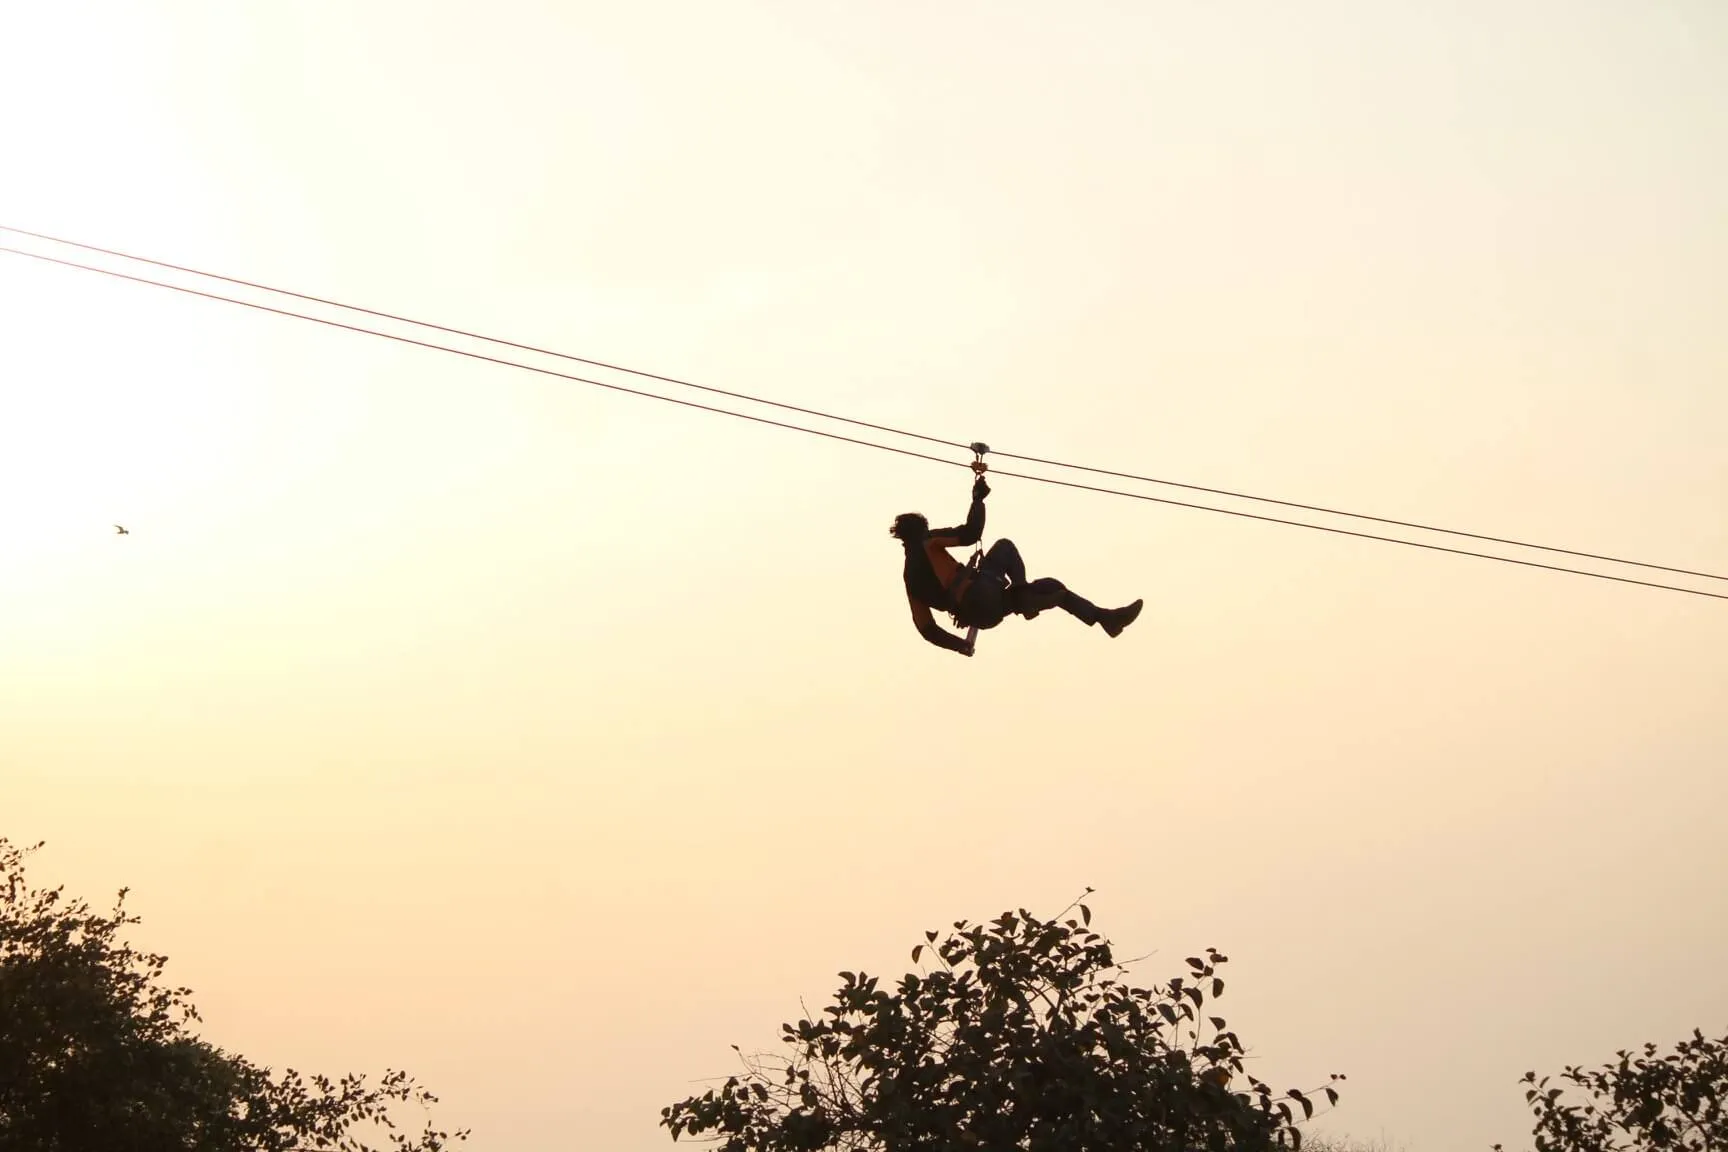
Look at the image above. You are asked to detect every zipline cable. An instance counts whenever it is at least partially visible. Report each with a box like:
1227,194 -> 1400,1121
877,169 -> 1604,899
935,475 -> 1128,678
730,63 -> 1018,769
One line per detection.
0,244 -> 960,470
7,222 -> 1722,586
0,223 -> 967,453
990,448 -> 1728,585
983,466 -> 1728,602
3,241 -> 1725,604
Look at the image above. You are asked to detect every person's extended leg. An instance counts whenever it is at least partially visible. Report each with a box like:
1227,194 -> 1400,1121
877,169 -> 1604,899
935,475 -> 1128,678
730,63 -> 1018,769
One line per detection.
984,538 -> 1142,636
1012,571 -> 1143,637
1014,576 -> 1100,624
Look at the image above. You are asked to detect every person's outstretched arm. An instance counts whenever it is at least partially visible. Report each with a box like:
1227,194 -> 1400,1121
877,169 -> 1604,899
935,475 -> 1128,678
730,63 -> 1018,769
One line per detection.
928,476 -> 989,548
908,596 -> 974,656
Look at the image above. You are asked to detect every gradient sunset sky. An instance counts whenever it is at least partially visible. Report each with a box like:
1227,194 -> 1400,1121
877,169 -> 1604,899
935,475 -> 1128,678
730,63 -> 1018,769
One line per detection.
3,3 -> 1725,1150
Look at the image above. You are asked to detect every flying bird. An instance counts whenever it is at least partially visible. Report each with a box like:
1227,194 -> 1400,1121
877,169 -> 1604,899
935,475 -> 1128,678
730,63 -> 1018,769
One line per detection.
114,525 -> 129,535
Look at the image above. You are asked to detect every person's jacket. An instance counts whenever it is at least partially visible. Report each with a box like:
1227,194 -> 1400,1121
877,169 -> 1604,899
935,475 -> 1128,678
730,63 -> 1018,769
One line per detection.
902,489 -> 985,653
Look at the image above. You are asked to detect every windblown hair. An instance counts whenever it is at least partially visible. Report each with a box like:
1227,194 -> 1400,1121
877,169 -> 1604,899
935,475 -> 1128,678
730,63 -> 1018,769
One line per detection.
889,512 -> 928,542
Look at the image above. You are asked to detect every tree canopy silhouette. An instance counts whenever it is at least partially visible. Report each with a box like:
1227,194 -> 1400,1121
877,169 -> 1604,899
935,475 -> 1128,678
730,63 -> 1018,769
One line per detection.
1496,1027 -> 1727,1152
0,837 -> 466,1152
663,894 -> 1342,1151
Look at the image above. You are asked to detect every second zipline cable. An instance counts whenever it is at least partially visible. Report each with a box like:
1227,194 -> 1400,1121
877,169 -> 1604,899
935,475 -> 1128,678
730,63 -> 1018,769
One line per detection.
6,221 -> 1723,585
3,239 -> 1724,604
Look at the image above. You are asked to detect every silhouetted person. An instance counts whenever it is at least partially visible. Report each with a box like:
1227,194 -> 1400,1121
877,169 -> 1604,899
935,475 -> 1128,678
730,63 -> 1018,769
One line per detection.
892,475 -> 1142,656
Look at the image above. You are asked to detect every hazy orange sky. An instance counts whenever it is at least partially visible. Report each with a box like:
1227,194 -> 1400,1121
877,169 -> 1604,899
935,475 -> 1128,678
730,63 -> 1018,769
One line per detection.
3,3 -> 1725,1149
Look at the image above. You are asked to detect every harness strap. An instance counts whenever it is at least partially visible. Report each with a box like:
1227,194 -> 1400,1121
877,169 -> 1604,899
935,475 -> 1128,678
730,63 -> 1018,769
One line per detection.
946,555 -> 1008,624
948,549 -> 982,609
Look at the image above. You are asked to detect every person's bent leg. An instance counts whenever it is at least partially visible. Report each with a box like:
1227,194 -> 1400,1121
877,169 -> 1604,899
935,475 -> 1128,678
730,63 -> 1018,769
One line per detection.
981,539 -> 1026,585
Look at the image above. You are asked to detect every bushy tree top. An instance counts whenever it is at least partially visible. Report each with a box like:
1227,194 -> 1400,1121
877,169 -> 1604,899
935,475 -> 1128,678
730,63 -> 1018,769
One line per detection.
664,893 -> 1342,1152
0,837 -> 466,1152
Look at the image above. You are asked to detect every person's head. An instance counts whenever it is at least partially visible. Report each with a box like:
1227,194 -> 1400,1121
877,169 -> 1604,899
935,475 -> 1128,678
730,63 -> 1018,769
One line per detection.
889,512 -> 928,544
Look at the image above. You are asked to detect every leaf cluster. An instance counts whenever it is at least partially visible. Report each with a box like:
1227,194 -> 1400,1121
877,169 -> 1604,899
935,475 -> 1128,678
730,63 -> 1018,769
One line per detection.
0,838 -> 467,1152
1494,1028 -> 1728,1152
664,896 -> 1343,1152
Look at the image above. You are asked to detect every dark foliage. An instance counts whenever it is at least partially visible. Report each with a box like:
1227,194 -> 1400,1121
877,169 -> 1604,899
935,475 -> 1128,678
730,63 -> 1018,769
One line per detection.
1497,1028 -> 1727,1152
664,893 -> 1342,1151
0,838 -> 466,1152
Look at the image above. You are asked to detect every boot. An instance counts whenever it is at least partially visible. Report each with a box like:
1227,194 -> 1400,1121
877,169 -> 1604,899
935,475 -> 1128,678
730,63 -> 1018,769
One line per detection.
1098,599 -> 1143,638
